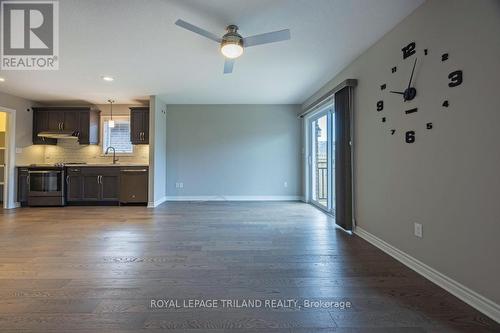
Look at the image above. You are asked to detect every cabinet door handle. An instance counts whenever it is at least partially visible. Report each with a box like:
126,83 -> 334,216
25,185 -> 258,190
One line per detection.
66,176 -> 70,184
61,122 -> 64,130
26,175 -> 30,185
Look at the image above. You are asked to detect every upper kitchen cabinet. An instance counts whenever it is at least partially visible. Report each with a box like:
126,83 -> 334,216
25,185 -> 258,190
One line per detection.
32,107 -> 100,145
130,107 -> 149,144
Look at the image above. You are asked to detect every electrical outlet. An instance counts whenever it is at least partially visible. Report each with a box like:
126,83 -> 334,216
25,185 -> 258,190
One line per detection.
414,223 -> 423,238
284,181 -> 288,188
175,183 -> 179,188
179,182 -> 183,188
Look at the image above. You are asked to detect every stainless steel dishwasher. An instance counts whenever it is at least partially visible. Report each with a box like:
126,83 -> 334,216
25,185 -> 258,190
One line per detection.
119,167 -> 148,204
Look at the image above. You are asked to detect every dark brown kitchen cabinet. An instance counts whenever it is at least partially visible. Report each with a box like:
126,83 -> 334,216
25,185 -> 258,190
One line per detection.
77,110 -> 100,145
32,110 -> 56,145
81,167 -> 120,202
66,167 -> 83,202
32,107 -> 100,145
130,107 -> 149,144
17,168 -> 29,206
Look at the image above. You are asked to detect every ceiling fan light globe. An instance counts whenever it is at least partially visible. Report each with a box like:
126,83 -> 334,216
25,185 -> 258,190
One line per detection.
221,43 -> 243,59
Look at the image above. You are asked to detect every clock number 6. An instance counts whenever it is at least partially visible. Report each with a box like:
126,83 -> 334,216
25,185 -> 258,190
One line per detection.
405,131 -> 415,143
377,100 -> 384,111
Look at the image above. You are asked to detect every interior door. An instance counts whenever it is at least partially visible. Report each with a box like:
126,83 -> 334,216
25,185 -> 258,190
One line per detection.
309,108 -> 334,212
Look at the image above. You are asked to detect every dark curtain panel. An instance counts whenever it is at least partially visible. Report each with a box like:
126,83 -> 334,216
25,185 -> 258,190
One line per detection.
334,86 -> 353,230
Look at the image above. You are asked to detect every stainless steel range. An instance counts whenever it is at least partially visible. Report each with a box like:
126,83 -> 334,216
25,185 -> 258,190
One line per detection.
27,164 -> 65,206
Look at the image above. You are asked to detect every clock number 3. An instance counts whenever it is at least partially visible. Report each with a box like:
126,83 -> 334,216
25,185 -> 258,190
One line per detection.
448,70 -> 463,87
402,42 -> 416,59
405,131 -> 415,143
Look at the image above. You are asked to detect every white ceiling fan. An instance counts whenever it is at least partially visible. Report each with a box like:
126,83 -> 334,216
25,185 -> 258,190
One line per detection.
175,19 -> 291,74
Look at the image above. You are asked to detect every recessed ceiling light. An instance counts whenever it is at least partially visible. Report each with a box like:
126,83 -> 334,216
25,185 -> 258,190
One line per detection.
0,77 -> 5,82
101,76 -> 114,82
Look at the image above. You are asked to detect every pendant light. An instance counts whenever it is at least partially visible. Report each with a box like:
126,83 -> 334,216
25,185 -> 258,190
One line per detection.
107,99 -> 115,128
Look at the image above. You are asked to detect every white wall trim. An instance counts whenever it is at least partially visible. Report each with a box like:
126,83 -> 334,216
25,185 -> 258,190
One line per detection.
0,106 -> 17,209
147,196 -> 167,208
165,195 -> 301,202
354,226 -> 500,323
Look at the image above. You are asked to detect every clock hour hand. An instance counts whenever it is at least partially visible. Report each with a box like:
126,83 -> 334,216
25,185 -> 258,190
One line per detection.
389,90 -> 405,95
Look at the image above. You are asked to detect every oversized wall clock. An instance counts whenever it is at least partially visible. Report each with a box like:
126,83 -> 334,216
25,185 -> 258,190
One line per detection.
376,41 -> 463,143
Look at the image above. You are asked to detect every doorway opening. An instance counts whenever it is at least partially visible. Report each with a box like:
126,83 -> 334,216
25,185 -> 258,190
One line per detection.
307,104 -> 334,215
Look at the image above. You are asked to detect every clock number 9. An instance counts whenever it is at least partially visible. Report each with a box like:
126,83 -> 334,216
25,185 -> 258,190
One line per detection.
405,131 -> 415,143
377,100 -> 384,111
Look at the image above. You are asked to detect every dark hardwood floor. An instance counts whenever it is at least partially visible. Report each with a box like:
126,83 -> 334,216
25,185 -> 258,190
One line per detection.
0,202 -> 498,332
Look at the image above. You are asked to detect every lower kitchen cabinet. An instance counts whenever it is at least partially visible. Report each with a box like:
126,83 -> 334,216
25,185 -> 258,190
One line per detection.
66,167 -> 83,201
64,166 -> 147,205
17,168 -> 29,206
81,167 -> 120,202
101,173 -> 120,201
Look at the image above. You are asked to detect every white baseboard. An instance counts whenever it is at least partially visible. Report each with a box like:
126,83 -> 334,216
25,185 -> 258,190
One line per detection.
354,226 -> 500,324
165,195 -> 301,202
147,196 -> 167,208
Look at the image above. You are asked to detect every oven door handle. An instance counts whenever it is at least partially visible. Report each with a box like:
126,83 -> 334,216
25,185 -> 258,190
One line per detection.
28,170 -> 63,174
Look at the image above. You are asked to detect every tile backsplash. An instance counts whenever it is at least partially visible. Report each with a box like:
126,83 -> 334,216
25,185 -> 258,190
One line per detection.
44,140 -> 149,164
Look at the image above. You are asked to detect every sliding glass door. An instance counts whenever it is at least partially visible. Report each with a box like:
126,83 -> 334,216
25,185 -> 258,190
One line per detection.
309,106 -> 334,213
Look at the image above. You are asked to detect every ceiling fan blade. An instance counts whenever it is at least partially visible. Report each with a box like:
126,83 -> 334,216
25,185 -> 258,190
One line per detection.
223,58 -> 235,74
175,19 -> 221,43
243,29 -> 290,48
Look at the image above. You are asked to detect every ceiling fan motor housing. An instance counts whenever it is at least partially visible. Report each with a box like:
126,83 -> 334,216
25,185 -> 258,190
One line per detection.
221,25 -> 243,48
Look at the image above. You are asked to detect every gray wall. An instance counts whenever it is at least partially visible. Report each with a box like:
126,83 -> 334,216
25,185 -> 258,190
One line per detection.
166,105 -> 301,199
149,96 -> 167,205
303,0 -> 500,304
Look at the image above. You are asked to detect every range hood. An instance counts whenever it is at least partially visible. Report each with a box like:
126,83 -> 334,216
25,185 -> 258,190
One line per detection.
37,131 -> 79,139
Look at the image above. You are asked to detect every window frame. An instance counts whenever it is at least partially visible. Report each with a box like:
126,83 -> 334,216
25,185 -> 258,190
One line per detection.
100,115 -> 135,156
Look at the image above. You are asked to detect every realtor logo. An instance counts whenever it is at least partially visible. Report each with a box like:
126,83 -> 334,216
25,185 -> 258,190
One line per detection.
1,0 -> 59,70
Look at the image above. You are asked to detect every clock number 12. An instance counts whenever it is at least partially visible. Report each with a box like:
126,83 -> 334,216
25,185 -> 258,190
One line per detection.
402,42 -> 416,59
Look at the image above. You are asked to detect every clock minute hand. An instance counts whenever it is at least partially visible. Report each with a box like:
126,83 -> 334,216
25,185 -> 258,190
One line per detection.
389,91 -> 405,95
407,57 -> 417,90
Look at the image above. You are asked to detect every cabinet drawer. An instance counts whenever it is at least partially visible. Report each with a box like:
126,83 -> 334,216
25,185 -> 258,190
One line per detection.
80,167 -> 120,176
66,167 -> 82,174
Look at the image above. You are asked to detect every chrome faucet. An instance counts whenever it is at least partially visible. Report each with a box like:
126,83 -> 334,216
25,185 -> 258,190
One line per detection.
105,146 -> 119,164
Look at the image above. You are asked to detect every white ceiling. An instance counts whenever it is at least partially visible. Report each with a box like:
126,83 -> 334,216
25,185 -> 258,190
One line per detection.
0,0 -> 424,104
